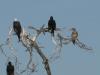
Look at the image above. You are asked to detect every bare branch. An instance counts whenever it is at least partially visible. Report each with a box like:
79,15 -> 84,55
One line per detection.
0,43 -> 7,57
20,28 -> 52,75
75,39 -> 93,50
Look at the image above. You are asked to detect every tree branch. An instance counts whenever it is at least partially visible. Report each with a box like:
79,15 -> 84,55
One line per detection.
33,41 -> 51,75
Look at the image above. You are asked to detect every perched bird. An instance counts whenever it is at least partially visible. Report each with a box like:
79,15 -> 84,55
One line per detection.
48,16 -> 56,36
7,61 -> 14,75
70,28 -> 78,45
13,18 -> 22,41
69,28 -> 92,50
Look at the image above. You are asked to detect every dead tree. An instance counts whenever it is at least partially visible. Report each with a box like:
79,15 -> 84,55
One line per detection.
7,25 -> 52,75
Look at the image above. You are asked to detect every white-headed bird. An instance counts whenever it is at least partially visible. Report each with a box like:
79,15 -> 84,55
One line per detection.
13,18 -> 22,41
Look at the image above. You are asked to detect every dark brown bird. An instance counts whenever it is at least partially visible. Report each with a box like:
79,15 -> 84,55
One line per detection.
7,61 -> 14,75
13,19 -> 22,41
48,16 -> 56,36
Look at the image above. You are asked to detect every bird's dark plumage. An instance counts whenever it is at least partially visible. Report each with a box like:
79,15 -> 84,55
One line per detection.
7,61 -> 14,75
72,40 -> 76,45
13,20 -> 22,41
48,16 -> 56,36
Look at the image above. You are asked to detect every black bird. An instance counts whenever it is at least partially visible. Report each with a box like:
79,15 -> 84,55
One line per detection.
48,16 -> 56,36
13,19 -> 22,41
7,61 -> 14,75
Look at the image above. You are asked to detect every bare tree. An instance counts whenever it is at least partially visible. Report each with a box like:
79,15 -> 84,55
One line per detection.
7,24 -> 52,75
0,20 -> 93,75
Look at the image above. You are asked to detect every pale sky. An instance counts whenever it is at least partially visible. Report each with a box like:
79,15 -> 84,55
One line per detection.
0,0 -> 99,75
